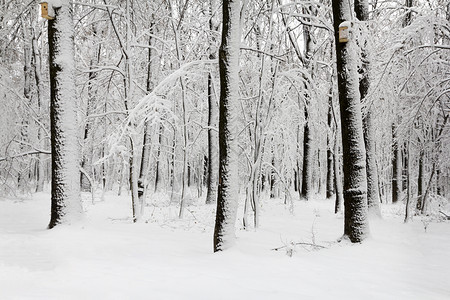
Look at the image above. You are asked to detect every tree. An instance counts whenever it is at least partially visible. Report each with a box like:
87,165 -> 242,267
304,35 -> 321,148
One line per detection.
46,0 -> 83,228
137,20 -> 155,218
205,0 -> 219,205
354,0 -> 381,217
205,3 -> 219,204
332,0 -> 370,242
213,0 -> 241,252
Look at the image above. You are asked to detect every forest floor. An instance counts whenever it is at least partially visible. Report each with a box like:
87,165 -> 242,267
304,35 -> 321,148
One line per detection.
0,189 -> 449,299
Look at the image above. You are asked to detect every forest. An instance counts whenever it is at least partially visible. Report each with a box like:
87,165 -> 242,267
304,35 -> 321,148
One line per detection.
0,0 -> 449,298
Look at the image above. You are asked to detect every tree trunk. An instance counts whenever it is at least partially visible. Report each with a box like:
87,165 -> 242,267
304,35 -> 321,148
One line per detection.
403,0 -> 413,27
270,157 -> 276,198
301,106 -> 312,200
392,123 -> 402,203
137,30 -> 155,218
213,0 -> 240,252
355,0 -> 381,217
332,0 -> 370,242
80,53 -> 98,192
205,71 -> 218,204
296,125 -> 302,200
47,1 -> 83,228
20,21 -> 32,193
334,131 -> 344,214
326,92 -> 335,199
154,124 -> 163,192
436,167 -> 441,196
32,27 -> 45,193
301,20 -> 313,201
404,138 -> 412,222
421,162 -> 436,215
416,149 -> 424,210
293,169 -> 299,192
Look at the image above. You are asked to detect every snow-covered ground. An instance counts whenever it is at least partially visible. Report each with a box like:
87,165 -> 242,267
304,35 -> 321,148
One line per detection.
1,190 -> 449,299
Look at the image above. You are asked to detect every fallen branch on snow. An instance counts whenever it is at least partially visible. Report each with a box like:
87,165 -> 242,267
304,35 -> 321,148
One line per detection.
272,242 -> 327,251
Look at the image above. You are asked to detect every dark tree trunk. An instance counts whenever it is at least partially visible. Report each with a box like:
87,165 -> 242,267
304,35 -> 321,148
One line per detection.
47,1 -> 82,228
403,0 -> 413,27
326,92 -> 335,199
213,0 -> 240,252
187,164 -> 191,187
154,125 -> 163,193
332,0 -> 370,242
392,123 -> 402,203
296,125 -> 302,200
293,169 -> 299,192
301,106 -> 312,200
300,20 -> 313,201
402,145 -> 408,191
416,143 -> 424,209
436,167 -> 441,196
270,157 -> 276,198
404,139 -> 412,222
137,31 -> 155,214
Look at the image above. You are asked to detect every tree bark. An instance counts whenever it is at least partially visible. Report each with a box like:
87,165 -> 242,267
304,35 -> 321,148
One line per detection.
301,106 -> 312,200
47,1 -> 83,228
137,29 -> 155,218
206,0 -> 219,204
205,71 -> 218,204
301,20 -> 313,200
31,27 -> 45,192
416,152 -> 425,211
404,138 -> 412,222
334,130 -> 344,214
154,125 -> 163,192
213,0 -> 240,252
391,123 -> 402,203
326,89 -> 335,199
332,0 -> 370,242
355,0 -> 381,217
80,43 -> 99,192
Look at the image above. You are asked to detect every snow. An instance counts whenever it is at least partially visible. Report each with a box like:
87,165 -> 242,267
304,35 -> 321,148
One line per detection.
340,21 -> 352,29
1,191 -> 449,299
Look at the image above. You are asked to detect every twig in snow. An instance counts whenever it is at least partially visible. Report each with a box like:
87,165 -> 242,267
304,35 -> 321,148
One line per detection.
272,242 -> 327,251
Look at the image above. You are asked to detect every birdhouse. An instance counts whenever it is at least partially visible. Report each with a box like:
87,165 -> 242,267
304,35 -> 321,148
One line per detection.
40,2 -> 54,20
339,21 -> 351,43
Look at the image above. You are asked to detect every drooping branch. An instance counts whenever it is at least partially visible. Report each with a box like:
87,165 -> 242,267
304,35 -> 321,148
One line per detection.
0,149 -> 51,162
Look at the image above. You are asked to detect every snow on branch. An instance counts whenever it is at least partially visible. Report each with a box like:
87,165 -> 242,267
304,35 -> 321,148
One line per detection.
240,47 -> 286,61
0,149 -> 51,162
404,44 -> 450,55
127,59 -> 217,129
